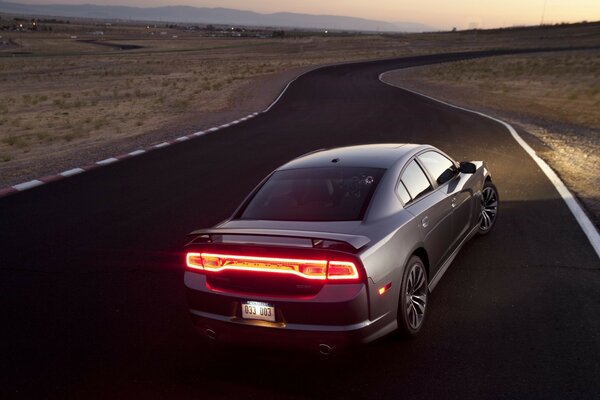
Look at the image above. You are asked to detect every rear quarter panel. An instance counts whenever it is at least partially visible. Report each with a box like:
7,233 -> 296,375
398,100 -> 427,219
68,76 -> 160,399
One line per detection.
358,214 -> 423,322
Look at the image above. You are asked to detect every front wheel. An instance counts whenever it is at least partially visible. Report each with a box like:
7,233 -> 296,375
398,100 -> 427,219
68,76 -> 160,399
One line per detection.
477,180 -> 499,235
397,255 -> 428,337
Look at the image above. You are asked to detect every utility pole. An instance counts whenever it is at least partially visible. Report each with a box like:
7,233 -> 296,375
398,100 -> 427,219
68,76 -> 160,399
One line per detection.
540,0 -> 548,25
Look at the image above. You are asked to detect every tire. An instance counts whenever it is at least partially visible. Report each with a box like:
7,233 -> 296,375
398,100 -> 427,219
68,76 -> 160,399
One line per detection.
397,255 -> 428,337
477,180 -> 499,235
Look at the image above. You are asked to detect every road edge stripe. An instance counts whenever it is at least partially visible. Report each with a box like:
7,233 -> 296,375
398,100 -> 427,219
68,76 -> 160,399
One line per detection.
378,71 -> 600,260
60,168 -> 85,177
0,59 -> 367,198
13,180 -> 44,191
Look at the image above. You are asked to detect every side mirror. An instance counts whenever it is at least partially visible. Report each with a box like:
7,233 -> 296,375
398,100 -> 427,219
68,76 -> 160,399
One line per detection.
459,161 -> 476,174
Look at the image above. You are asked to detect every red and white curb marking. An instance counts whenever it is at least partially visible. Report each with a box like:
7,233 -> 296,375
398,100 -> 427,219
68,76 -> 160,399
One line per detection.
0,112 -> 261,198
0,57 -> 489,200
0,61 -> 323,199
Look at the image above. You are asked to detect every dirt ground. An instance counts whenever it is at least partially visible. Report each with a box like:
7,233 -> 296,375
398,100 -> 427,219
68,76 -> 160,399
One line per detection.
0,61 -> 316,186
1,21 -> 599,219
0,34 -> 427,187
381,49 -> 600,227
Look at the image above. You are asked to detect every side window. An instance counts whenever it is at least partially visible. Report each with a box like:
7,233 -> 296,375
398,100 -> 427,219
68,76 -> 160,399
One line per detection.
418,151 -> 456,185
400,160 -> 432,202
396,180 -> 411,204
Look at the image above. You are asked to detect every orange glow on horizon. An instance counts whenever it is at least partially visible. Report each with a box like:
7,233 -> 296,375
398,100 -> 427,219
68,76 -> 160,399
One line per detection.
17,0 -> 600,30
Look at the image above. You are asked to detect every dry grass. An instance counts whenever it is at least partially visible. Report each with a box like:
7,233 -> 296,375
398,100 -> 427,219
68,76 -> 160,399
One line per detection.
0,21 -> 598,185
382,48 -> 600,225
0,35 -> 419,169
393,50 -> 600,129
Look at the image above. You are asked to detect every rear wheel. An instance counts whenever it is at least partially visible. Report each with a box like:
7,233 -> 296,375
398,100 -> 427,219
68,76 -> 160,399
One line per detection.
398,255 -> 428,337
478,180 -> 499,235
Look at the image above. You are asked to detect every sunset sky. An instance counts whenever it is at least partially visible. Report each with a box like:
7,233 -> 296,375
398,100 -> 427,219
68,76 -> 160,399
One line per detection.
10,0 -> 600,29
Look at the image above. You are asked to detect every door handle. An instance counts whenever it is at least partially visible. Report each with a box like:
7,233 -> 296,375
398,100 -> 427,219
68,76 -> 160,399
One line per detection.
421,216 -> 429,228
451,197 -> 457,208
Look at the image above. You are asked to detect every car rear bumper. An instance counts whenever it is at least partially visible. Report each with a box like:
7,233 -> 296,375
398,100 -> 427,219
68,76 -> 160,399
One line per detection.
184,271 -> 395,352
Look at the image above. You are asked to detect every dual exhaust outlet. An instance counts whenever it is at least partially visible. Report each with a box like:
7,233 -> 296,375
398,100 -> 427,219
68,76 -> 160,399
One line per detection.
204,329 -> 335,355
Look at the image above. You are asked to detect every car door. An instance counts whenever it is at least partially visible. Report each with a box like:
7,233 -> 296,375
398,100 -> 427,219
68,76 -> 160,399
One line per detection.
449,178 -> 474,246
417,150 -> 474,252
397,159 -> 454,277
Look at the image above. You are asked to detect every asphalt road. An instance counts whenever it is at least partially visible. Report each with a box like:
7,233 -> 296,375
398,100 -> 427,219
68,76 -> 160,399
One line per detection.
1,49 -> 599,399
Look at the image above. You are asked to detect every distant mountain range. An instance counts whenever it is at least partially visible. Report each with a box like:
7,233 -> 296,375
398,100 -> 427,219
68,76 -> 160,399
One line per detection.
0,1 -> 435,32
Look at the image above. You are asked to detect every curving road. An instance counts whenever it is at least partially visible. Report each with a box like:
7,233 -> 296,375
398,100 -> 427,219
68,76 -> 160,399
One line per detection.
1,49 -> 599,399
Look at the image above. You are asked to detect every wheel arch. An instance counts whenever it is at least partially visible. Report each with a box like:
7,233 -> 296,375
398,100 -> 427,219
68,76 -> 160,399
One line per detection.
396,247 -> 430,337
410,247 -> 430,281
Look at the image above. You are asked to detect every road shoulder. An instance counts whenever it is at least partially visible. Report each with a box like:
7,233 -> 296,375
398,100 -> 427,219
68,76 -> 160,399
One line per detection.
0,65 -> 315,189
381,65 -> 600,230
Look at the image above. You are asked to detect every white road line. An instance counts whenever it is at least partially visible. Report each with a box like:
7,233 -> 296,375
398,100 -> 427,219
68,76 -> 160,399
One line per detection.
60,168 -> 85,177
13,180 -> 44,191
379,71 -> 600,260
259,57 -> 436,115
260,57 -> 401,114
264,79 -> 297,112
261,65 -> 325,113
97,157 -> 118,165
220,124 -> 230,128
0,61 -> 379,197
176,136 -> 190,142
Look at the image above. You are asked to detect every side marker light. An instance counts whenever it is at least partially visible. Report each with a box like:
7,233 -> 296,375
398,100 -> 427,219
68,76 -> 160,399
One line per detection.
378,282 -> 392,295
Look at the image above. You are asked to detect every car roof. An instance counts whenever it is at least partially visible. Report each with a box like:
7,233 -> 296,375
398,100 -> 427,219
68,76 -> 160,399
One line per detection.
278,143 -> 426,170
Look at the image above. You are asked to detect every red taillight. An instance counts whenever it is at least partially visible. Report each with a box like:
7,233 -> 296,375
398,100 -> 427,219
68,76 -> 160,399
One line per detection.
201,253 -> 328,280
186,252 -> 204,270
327,261 -> 360,280
185,252 -> 360,281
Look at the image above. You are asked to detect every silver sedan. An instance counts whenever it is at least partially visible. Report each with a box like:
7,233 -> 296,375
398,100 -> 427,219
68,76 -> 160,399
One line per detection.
184,144 -> 498,353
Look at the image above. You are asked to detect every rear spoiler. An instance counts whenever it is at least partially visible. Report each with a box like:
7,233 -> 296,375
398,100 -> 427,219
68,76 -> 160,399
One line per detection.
187,228 -> 370,250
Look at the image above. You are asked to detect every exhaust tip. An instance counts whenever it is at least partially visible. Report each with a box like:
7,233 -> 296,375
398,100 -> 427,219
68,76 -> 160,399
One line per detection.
206,329 -> 217,340
318,343 -> 334,356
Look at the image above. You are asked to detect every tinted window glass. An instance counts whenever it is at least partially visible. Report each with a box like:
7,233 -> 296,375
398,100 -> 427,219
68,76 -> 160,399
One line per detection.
418,151 -> 456,185
396,181 -> 411,204
240,167 -> 385,221
401,160 -> 432,201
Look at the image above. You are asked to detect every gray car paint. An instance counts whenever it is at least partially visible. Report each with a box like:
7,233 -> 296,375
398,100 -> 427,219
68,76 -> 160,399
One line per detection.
186,143 -> 492,341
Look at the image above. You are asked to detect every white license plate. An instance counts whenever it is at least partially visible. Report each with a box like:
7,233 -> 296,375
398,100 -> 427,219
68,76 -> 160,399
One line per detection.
241,301 -> 275,322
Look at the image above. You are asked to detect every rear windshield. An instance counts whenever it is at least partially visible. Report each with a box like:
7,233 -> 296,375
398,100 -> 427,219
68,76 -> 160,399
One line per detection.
239,167 -> 385,221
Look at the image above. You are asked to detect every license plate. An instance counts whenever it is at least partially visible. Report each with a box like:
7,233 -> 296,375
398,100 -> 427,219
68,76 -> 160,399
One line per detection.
241,301 -> 275,322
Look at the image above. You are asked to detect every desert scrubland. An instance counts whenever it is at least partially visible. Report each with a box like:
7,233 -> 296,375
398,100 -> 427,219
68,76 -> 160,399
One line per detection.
0,20 -> 598,224
0,32 -> 424,185
383,43 -> 600,225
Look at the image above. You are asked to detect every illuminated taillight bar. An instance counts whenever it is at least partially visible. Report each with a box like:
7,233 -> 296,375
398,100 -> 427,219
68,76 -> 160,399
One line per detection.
186,252 -> 204,270
327,261 -> 360,280
185,252 -> 360,281
201,252 -> 328,280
